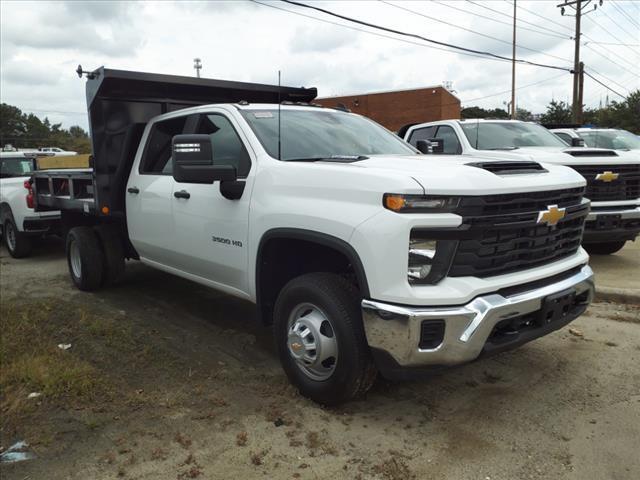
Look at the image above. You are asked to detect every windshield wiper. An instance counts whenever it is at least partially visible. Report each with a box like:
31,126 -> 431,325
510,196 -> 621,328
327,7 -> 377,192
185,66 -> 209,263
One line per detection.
286,155 -> 369,163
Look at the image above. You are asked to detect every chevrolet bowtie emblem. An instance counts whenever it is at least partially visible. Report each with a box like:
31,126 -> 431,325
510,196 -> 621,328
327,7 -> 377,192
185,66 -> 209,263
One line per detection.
537,205 -> 566,226
595,171 -> 619,182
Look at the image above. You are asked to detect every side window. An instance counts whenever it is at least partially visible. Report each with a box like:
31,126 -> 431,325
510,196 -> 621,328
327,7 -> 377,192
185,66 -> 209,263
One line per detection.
139,115 -> 188,174
407,126 -> 436,147
555,132 -> 571,145
434,125 -> 462,154
197,114 -> 251,177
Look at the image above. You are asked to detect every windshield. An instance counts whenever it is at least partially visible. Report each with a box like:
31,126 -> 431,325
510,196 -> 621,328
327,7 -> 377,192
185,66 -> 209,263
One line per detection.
0,157 -> 35,178
461,121 -> 568,150
578,130 -> 640,150
240,109 -> 417,161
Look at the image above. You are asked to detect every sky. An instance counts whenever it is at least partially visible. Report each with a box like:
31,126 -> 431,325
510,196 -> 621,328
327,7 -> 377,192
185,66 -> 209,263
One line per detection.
1,0 -> 638,131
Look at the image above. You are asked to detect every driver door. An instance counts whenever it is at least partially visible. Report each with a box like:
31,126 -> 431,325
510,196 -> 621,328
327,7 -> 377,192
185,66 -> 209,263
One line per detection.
170,111 -> 255,295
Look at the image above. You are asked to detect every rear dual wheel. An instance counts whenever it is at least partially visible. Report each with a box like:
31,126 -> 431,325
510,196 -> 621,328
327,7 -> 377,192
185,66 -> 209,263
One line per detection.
66,225 -> 125,291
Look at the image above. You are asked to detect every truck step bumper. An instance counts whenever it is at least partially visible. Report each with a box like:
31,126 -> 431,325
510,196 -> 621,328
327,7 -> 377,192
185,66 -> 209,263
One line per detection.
362,265 -> 594,377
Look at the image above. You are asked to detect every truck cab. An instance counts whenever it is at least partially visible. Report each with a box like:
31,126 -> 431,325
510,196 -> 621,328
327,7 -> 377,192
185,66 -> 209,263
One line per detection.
404,119 -> 640,255
32,68 -> 595,405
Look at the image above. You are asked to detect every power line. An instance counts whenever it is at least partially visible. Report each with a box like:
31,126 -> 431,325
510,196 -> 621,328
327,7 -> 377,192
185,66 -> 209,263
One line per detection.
581,43 -> 639,78
461,72 -> 568,104
380,1 -> 573,64
610,0 -> 640,29
505,0 -> 574,33
435,0 -> 570,40
584,70 -> 628,99
280,0 -> 571,71
466,0 -> 573,39
585,66 -> 633,95
599,3 -> 639,39
584,40 -> 640,47
582,12 -> 639,56
251,0 -> 519,65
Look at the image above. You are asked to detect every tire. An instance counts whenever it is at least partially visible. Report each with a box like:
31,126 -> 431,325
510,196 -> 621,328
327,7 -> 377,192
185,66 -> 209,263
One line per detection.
273,272 -> 377,406
584,241 -> 626,255
94,224 -> 125,286
66,226 -> 104,291
4,217 -> 33,258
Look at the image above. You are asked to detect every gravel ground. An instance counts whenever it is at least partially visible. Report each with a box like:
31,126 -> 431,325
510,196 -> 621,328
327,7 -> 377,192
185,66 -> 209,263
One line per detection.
1,238 -> 639,480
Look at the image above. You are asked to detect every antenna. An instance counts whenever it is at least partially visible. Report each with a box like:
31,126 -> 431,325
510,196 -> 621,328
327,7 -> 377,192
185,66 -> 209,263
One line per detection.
278,70 -> 282,161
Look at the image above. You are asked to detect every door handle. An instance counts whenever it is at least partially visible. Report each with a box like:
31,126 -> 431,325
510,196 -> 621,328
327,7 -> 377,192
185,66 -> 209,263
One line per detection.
174,190 -> 191,199
127,187 -> 140,194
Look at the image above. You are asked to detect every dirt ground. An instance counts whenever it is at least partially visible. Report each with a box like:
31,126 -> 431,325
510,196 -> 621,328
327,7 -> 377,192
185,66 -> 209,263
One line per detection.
1,238 -> 639,480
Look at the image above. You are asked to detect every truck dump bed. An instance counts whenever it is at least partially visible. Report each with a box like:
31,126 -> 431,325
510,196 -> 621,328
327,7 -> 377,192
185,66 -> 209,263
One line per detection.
33,67 -> 317,216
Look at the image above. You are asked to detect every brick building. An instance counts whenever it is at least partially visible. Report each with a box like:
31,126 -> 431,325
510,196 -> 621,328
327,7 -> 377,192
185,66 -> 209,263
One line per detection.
316,86 -> 461,133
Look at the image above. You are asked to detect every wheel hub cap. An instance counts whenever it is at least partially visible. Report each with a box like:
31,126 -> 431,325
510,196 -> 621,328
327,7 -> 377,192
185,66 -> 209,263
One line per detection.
287,303 -> 338,381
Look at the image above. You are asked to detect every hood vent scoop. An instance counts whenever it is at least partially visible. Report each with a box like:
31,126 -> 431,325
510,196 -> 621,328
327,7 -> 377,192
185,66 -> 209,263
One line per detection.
564,149 -> 618,157
466,161 -> 547,175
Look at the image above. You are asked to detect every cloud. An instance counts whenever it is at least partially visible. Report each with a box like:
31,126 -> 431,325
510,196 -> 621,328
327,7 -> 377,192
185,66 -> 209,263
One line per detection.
291,25 -> 358,53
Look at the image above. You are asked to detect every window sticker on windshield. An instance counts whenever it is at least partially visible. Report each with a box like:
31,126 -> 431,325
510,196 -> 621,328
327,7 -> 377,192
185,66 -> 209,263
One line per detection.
253,112 -> 274,119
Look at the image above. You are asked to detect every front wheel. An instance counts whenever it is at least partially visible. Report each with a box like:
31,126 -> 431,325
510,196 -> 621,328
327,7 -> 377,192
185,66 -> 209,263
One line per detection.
273,272 -> 376,406
4,218 -> 32,258
584,241 -> 626,255
66,226 -> 104,291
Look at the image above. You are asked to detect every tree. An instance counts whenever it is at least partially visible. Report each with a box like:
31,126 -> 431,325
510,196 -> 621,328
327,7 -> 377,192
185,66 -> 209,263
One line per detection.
515,108 -> 533,121
461,106 -> 509,119
539,100 -> 572,125
0,103 -> 91,153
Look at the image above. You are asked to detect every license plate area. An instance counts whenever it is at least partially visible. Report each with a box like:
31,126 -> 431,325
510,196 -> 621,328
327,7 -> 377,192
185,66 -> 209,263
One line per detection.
537,288 -> 576,325
594,213 -> 621,230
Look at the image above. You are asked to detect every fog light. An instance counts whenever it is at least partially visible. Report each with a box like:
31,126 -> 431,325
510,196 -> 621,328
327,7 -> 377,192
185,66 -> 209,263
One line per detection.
408,239 -> 437,282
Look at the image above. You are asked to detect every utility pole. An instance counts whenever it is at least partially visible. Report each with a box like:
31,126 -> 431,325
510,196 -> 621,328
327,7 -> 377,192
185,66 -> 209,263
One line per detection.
577,61 -> 585,123
511,0 -> 517,120
193,58 -> 202,78
558,0 -> 601,123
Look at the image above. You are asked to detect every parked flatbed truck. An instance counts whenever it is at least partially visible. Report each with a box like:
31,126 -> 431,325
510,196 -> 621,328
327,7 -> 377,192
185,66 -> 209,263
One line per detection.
33,67 -> 595,404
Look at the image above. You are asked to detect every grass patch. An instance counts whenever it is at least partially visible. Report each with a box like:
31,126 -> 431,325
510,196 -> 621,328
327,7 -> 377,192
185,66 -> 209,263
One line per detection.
0,298 -> 135,422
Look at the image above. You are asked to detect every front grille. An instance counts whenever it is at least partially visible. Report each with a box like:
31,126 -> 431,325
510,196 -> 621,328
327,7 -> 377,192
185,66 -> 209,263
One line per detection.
448,188 -> 587,278
572,164 -> 640,202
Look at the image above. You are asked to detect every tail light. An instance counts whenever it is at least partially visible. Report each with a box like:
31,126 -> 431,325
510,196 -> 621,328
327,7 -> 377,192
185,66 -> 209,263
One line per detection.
24,180 -> 34,208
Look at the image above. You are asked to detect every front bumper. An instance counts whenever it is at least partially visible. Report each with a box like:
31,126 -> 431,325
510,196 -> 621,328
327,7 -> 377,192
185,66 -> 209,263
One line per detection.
362,265 -> 594,378
584,205 -> 640,243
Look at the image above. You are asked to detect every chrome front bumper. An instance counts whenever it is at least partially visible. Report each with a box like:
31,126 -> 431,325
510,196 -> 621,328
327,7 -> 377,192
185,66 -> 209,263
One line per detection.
362,265 -> 595,368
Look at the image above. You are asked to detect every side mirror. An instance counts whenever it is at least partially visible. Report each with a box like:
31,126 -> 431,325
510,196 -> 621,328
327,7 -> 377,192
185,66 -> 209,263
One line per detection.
428,138 -> 444,154
416,139 -> 432,154
172,134 -> 237,184
571,137 -> 585,147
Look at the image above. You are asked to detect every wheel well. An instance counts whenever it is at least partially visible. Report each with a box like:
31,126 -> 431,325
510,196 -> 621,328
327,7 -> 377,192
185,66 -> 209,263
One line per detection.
0,202 -> 12,221
256,230 -> 369,325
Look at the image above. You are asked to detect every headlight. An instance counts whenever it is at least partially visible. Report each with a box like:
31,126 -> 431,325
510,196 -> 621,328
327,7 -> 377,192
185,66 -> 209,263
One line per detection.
408,233 -> 458,285
384,194 -> 460,213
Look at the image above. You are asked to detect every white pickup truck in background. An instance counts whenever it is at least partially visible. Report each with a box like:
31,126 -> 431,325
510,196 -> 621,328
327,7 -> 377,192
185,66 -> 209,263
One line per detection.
551,127 -> 640,153
38,147 -> 78,156
33,68 -> 595,405
0,152 -> 61,257
404,119 -> 640,255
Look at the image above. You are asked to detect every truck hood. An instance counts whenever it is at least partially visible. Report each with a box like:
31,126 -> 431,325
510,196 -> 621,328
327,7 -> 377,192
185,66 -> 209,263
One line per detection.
322,154 -> 586,195
466,146 -> 640,166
